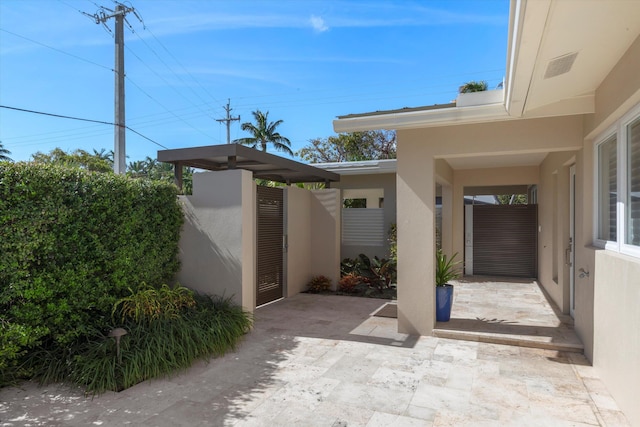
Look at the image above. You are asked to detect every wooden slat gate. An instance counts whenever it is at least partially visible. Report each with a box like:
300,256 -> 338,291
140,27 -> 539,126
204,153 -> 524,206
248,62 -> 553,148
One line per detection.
256,186 -> 284,306
472,204 -> 538,278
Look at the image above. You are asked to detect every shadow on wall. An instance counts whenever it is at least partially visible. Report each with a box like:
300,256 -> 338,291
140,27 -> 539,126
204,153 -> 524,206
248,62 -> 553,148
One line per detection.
177,198 -> 243,305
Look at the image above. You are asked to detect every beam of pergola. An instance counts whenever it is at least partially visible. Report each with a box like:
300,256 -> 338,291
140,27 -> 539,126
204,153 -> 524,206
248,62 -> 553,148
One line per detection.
158,144 -> 340,191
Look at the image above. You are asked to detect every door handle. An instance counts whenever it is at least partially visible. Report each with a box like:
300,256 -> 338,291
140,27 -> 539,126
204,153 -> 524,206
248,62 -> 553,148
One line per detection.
565,246 -> 572,266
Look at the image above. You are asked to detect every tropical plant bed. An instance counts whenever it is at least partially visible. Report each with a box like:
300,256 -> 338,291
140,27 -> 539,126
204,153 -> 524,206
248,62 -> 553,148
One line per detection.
10,285 -> 253,395
305,285 -> 397,300
337,283 -> 397,300
305,254 -> 398,300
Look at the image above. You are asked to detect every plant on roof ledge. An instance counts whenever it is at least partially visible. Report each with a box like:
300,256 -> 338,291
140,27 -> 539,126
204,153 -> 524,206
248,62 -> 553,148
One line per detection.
458,80 -> 488,93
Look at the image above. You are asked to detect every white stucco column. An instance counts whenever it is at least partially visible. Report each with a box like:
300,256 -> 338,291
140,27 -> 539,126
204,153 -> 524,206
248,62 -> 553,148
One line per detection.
396,134 -> 436,335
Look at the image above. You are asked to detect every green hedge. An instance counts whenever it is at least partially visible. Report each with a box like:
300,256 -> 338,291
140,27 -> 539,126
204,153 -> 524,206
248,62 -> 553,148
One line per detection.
0,163 -> 183,382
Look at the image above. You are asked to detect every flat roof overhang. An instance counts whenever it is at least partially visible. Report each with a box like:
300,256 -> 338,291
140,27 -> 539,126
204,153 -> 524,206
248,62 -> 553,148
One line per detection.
158,144 -> 340,189
333,102 -> 511,133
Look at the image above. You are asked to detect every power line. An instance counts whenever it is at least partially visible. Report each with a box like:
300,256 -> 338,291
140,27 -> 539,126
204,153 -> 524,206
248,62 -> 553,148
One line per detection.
0,28 -> 113,72
123,44 -> 217,139
126,24 -> 224,118
1,14 -> 215,144
124,74 -> 219,142
145,26 -> 225,111
0,105 -> 169,149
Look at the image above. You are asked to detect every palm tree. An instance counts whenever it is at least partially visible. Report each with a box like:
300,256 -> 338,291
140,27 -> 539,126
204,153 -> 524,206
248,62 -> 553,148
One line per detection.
93,148 -> 114,165
234,110 -> 293,156
0,141 -> 13,162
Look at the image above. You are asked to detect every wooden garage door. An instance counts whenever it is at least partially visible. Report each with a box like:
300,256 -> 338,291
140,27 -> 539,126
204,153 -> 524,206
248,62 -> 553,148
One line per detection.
472,204 -> 537,278
256,186 -> 284,306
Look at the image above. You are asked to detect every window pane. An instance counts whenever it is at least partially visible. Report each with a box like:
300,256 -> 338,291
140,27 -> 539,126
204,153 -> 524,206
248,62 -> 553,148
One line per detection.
598,136 -> 617,241
627,118 -> 640,246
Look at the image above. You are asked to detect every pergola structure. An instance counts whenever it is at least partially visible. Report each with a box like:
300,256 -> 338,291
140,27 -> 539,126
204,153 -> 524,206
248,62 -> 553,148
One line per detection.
158,144 -> 340,191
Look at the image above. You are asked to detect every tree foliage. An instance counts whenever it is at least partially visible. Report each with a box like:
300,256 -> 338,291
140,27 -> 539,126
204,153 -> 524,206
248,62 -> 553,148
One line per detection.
494,194 -> 527,205
0,142 -> 12,162
296,130 -> 396,163
234,110 -> 293,156
25,148 -> 193,194
127,156 -> 193,195
31,148 -> 113,173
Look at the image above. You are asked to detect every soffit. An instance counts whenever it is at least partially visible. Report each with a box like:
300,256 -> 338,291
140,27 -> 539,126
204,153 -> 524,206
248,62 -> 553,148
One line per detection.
444,152 -> 547,170
507,0 -> 640,118
157,144 -> 340,184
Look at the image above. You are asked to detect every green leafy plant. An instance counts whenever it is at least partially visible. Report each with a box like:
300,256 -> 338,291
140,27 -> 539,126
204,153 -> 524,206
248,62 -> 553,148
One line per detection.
388,223 -> 397,262
357,254 -> 397,292
458,80 -> 488,93
306,275 -> 332,293
113,283 -> 196,324
340,257 -> 360,276
435,249 -> 461,286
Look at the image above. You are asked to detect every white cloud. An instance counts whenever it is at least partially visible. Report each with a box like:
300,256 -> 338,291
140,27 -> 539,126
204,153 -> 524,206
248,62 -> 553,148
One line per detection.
310,15 -> 329,33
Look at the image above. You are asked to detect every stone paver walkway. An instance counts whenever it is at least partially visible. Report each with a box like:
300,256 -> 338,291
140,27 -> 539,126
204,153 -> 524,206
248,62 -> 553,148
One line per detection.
0,293 -> 630,426
434,277 -> 584,352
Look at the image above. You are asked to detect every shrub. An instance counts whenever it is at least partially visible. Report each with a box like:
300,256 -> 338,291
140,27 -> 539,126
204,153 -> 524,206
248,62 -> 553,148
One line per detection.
388,223 -> 397,262
0,163 -> 183,383
27,293 -> 253,394
357,254 -> 397,292
113,283 -> 196,324
340,257 -> 360,276
306,275 -> 332,293
338,274 -> 361,294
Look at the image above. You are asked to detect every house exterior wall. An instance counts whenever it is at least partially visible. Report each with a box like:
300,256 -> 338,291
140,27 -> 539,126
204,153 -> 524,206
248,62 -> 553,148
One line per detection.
176,169 -> 256,312
397,140 -> 437,335
285,186 -> 312,296
396,115 -> 583,336
581,34 -> 640,426
310,189 -> 342,289
537,151 -> 577,314
331,173 -> 396,260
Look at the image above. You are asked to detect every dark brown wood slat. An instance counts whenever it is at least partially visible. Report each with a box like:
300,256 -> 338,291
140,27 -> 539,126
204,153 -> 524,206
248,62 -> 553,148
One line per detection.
256,186 -> 284,306
472,204 -> 538,278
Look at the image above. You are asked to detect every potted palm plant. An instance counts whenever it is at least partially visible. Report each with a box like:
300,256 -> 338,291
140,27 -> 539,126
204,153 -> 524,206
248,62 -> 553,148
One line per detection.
435,249 -> 461,322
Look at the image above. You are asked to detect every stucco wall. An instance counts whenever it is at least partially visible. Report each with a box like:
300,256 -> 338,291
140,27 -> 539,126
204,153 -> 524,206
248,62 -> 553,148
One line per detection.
537,151 -> 577,313
585,34 -> 640,139
176,169 -> 255,311
285,186 -> 312,296
310,189 -> 341,289
580,33 -> 640,427
332,173 -> 396,259
592,250 -> 640,426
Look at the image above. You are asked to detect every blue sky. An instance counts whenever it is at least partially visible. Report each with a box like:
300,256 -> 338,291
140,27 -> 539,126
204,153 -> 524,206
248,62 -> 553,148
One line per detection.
0,0 -> 509,164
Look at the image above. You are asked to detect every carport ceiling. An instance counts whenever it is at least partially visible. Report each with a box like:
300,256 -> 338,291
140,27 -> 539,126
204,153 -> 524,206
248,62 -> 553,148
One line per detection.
158,144 -> 340,184
444,152 -> 548,170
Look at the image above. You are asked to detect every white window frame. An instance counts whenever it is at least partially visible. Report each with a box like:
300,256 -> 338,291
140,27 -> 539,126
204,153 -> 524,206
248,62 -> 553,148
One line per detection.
593,101 -> 640,258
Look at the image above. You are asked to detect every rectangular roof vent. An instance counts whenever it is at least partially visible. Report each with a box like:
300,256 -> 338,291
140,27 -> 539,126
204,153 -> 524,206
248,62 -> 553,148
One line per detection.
544,52 -> 578,79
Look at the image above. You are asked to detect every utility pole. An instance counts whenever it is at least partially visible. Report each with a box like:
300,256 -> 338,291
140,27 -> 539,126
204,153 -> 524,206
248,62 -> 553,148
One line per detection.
216,99 -> 240,144
84,3 -> 139,174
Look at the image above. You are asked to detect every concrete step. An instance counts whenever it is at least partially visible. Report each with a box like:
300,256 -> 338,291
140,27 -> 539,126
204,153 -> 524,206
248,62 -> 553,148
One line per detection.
432,328 -> 584,353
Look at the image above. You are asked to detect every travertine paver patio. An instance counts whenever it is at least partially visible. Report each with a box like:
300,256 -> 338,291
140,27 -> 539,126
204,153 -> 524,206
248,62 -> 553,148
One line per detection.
0,293 -> 629,426
434,277 -> 584,352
